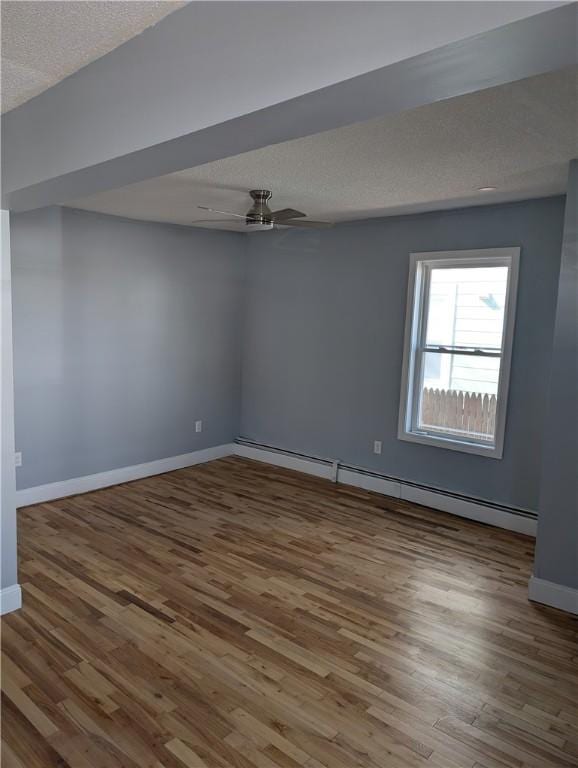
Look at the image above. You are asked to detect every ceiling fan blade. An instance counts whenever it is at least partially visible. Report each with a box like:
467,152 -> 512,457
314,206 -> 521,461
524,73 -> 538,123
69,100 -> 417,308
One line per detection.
191,219 -> 244,224
197,206 -> 248,220
279,219 -> 333,229
271,208 -> 306,222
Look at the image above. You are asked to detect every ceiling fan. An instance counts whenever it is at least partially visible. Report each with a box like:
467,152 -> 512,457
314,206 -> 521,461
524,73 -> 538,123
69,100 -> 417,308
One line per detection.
196,190 -> 332,231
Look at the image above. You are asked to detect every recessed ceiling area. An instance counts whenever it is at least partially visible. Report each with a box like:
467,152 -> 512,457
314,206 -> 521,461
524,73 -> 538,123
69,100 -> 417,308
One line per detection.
0,1 -> 185,113
66,69 -> 577,230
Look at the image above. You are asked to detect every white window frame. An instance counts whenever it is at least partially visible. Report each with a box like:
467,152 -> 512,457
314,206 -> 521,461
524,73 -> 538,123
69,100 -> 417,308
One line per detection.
398,247 -> 520,459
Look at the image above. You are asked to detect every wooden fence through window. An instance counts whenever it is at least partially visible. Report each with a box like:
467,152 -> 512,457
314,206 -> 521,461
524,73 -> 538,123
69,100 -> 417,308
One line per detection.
420,388 -> 497,441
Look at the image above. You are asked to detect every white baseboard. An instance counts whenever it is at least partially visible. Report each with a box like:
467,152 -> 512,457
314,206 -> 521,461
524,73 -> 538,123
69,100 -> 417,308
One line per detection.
233,442 -> 537,536
529,576 -> 578,615
0,584 -> 22,615
16,443 -> 235,507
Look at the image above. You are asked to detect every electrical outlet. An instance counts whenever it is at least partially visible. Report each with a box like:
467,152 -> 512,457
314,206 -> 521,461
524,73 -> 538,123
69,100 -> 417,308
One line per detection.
373,440 -> 382,455
195,420 -> 203,433
14,452 -> 22,467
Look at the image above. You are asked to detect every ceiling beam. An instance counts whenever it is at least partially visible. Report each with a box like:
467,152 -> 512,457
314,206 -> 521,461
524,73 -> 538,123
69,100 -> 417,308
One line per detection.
2,3 -> 576,212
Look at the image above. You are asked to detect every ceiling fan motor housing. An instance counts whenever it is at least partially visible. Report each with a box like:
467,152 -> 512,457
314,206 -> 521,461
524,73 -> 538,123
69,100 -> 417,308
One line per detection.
246,189 -> 274,226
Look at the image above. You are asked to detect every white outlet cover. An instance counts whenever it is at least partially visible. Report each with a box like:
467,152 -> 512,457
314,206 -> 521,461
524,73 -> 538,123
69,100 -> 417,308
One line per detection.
373,441 -> 382,455
195,420 -> 203,433
14,452 -> 22,467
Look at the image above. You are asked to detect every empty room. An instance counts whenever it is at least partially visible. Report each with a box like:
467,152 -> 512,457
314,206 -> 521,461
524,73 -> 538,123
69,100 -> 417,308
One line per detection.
1,2 -> 577,767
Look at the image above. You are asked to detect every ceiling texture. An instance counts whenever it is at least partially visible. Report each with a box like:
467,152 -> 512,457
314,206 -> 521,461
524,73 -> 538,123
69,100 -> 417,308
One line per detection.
67,69 -> 577,230
0,1 -> 185,113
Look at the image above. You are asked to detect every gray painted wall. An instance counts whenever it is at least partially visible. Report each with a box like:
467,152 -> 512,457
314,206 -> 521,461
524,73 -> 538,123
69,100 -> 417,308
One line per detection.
1,210 -> 18,590
240,197 -> 565,511
534,162 -> 578,589
9,196 -> 569,516
11,207 -> 246,490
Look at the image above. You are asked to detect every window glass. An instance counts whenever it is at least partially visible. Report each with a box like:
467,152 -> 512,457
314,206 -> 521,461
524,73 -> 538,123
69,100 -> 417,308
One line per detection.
425,266 -> 508,351
418,352 -> 500,442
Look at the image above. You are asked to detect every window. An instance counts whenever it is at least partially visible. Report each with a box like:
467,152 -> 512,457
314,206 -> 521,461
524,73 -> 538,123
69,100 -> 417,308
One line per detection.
398,248 -> 519,458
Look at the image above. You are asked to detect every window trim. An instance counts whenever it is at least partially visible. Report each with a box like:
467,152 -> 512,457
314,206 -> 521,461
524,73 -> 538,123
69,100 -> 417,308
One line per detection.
398,247 -> 520,459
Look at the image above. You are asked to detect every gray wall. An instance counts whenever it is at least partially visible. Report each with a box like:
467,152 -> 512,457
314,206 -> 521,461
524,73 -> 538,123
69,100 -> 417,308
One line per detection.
534,162 -> 578,589
240,197 -> 565,512
1,210 -> 18,590
11,207 -> 246,490
10,196 -> 568,515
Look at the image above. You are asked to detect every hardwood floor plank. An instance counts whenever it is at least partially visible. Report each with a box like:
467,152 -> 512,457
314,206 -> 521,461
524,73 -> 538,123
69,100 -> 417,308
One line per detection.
2,457 -> 577,767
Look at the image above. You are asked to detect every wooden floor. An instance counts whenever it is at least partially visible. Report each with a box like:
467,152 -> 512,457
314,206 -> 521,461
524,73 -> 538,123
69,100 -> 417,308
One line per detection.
2,457 -> 577,768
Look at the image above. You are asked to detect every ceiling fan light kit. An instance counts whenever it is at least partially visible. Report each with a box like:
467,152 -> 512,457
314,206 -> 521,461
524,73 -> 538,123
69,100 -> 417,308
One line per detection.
197,190 -> 332,231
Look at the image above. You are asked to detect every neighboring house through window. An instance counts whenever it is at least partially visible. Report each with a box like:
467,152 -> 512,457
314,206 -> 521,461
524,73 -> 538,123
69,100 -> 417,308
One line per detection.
398,248 -> 520,458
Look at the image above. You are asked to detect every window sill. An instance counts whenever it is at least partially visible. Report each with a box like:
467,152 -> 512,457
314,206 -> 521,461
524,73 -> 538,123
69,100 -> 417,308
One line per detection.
398,429 -> 503,459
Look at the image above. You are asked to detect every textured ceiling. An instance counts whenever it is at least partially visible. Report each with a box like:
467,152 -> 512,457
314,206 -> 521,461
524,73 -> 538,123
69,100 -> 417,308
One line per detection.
67,69 -> 578,229
0,1 -> 185,113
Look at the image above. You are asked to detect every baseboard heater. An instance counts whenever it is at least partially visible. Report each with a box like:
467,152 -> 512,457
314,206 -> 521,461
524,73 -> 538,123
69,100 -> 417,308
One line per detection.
234,438 -> 538,536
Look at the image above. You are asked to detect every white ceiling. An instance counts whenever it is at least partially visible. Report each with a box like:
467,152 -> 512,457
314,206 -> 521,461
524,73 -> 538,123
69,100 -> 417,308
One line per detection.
0,1 -> 185,113
66,69 -> 578,230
